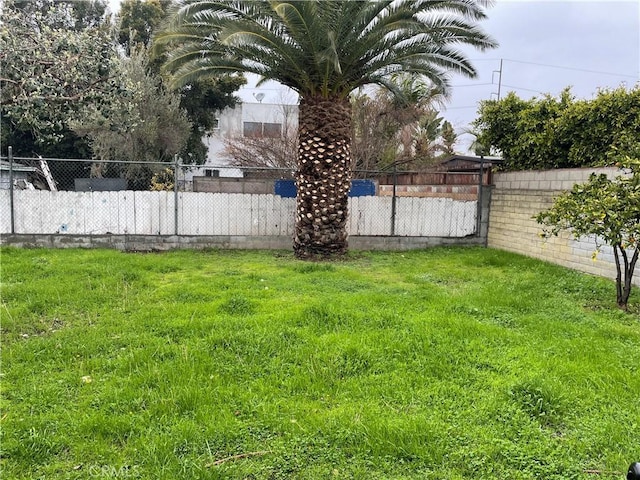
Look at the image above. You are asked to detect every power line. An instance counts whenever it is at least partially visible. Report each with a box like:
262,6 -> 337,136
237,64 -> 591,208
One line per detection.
450,83 -> 494,88
443,105 -> 480,110
501,58 -> 638,79
467,58 -> 502,62
501,84 -> 546,95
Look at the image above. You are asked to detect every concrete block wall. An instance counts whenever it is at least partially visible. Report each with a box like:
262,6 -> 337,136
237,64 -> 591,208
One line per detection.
378,184 -> 478,201
489,167 -> 639,286
0,233 -> 484,252
193,177 -> 275,194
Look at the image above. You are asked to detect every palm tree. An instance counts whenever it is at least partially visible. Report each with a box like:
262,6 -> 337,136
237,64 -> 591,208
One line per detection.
388,73 -> 447,164
155,0 -> 497,258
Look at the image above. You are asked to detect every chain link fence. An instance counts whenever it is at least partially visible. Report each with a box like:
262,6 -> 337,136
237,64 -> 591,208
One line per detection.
1,151 -> 483,239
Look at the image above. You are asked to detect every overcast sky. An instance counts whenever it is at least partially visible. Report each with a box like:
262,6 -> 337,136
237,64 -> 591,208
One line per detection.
108,0 -> 640,153
447,0 -> 640,150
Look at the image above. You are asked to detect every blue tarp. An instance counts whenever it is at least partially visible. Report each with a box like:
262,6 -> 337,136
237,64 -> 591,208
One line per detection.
275,179 -> 376,198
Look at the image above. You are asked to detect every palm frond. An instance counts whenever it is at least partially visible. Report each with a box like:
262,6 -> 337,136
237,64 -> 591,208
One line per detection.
155,0 -> 498,98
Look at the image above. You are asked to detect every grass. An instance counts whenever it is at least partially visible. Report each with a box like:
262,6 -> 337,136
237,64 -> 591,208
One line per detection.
1,246 -> 638,479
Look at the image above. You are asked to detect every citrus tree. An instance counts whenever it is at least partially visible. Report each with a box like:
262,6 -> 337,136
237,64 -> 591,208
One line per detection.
536,158 -> 640,310
155,0 -> 496,258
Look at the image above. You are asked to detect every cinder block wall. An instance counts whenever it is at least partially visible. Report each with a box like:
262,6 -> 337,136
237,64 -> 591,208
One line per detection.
488,167 -> 639,286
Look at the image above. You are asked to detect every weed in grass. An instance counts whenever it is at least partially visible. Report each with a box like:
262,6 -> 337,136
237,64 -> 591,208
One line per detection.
5,424 -> 68,466
299,303 -> 351,333
121,271 -> 142,285
333,345 -> 374,378
218,296 -> 255,316
509,378 -> 567,428
173,290 -> 217,303
414,272 -> 457,286
221,268 -> 243,277
292,262 -> 336,274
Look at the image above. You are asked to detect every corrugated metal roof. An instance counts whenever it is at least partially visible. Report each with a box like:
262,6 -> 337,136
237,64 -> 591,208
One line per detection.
0,161 -> 38,173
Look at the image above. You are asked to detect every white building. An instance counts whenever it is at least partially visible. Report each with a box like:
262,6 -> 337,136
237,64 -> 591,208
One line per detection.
180,76 -> 299,187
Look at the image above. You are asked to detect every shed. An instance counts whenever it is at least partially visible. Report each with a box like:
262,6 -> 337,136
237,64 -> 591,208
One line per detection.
0,161 -> 38,189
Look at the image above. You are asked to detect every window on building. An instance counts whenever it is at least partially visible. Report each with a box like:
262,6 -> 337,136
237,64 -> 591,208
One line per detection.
262,122 -> 282,137
204,169 -> 220,177
243,122 -> 262,137
243,122 -> 282,138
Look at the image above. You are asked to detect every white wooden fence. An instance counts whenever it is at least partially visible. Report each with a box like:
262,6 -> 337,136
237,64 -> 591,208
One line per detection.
1,190 -> 477,237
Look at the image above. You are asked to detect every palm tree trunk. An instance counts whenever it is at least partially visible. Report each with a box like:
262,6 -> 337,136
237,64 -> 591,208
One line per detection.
293,95 -> 352,258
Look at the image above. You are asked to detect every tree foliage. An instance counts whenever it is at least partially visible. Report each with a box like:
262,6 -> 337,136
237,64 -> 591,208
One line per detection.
473,86 -> 640,171
117,0 -> 245,164
176,75 -> 246,163
0,0 -> 119,156
536,157 -> 640,310
11,0 -> 108,30
224,132 -> 298,171
70,47 -> 191,189
351,78 -> 457,172
0,0 -> 242,166
118,0 -> 168,52
440,121 -> 457,157
411,110 -> 452,166
351,91 -> 401,172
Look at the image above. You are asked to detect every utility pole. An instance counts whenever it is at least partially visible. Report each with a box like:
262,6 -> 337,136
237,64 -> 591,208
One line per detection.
492,59 -> 503,100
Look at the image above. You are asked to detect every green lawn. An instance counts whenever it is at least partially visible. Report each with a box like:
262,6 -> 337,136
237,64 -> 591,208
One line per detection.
1,247 -> 638,479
